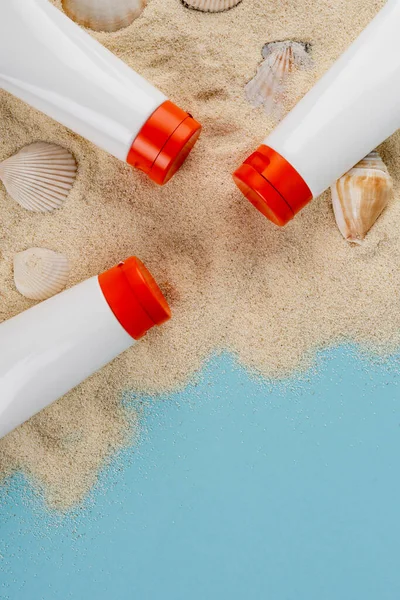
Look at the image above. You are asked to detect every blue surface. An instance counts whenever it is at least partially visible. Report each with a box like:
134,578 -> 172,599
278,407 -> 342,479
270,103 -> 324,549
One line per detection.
1,347 -> 400,600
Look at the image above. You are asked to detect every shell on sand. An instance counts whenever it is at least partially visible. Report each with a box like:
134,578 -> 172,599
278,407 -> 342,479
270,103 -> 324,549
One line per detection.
14,248 -> 70,301
331,151 -> 393,244
245,41 -> 312,115
181,0 -> 241,12
62,0 -> 146,32
0,142 -> 77,213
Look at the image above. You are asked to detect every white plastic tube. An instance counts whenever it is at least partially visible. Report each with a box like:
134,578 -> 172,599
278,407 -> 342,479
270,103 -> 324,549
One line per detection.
0,0 -> 201,185
233,0 -> 400,226
0,257 -> 171,439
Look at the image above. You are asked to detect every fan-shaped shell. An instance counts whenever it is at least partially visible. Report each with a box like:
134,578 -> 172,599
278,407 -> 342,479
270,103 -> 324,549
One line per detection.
181,0 -> 241,11
331,151 -> 393,244
62,0 -> 146,32
0,143 -> 77,213
14,248 -> 70,301
245,41 -> 312,115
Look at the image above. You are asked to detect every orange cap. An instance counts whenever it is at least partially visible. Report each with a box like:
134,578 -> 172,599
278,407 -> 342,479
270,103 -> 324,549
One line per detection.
127,100 -> 202,185
233,145 -> 312,226
98,257 -> 171,340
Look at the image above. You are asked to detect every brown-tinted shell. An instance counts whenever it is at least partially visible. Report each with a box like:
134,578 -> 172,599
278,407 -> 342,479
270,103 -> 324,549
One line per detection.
331,151 -> 393,244
62,0 -> 146,32
181,0 -> 242,12
245,41 -> 313,116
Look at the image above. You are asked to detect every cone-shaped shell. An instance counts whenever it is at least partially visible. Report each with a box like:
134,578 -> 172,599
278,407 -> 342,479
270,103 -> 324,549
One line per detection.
62,0 -> 146,31
331,151 -> 393,244
181,0 -> 241,12
0,143 -> 77,213
14,248 -> 70,301
352,151 -> 389,172
245,41 -> 312,114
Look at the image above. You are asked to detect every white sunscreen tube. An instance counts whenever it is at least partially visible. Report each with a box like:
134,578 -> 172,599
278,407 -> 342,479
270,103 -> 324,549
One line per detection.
233,0 -> 400,226
0,257 -> 171,439
0,0 -> 201,185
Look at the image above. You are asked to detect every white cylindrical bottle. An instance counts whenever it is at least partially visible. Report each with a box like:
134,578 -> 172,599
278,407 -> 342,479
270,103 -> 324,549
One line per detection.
233,0 -> 400,226
0,257 -> 171,439
0,0 -> 201,185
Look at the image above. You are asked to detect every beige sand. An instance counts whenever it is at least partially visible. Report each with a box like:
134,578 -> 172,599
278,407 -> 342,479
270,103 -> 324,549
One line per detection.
0,0 -> 397,508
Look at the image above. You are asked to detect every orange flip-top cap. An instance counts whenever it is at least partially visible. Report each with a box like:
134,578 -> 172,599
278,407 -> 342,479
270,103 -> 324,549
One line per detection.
99,257 -> 171,340
127,100 -> 202,185
233,145 -> 313,226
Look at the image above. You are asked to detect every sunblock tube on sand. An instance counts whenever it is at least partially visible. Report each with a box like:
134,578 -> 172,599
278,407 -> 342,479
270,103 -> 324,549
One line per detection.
0,258 -> 171,439
0,0 -> 201,185
233,0 -> 400,226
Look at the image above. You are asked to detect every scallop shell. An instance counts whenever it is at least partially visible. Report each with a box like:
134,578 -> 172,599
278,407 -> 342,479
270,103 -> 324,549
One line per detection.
181,0 -> 241,11
62,0 -> 146,31
0,143 -> 77,213
245,41 -> 312,116
14,248 -> 70,301
331,151 -> 393,244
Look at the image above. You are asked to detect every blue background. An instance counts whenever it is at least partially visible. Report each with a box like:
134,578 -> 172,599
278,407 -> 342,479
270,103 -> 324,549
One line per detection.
1,347 -> 400,599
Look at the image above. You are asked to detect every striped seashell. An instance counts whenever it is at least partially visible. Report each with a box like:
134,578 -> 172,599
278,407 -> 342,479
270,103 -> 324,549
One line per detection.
62,0 -> 146,32
331,151 -> 393,244
181,0 -> 241,12
245,41 -> 312,115
0,143 -> 77,213
352,150 -> 389,173
14,248 -> 70,301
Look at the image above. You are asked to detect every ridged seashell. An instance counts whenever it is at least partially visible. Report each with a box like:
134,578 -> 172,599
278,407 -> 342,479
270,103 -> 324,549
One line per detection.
245,41 -> 312,115
331,151 -> 393,244
62,0 -> 146,32
0,143 -> 77,213
14,248 -> 70,301
181,0 -> 241,12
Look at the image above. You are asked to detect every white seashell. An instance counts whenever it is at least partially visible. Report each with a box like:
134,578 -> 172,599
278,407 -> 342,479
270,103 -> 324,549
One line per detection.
245,41 -> 312,116
14,248 -> 70,301
181,0 -> 241,11
62,0 -> 146,32
0,143 -> 77,213
331,151 -> 393,244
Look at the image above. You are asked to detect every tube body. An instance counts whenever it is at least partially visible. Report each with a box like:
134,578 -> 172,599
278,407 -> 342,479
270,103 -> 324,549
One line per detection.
266,0 -> 400,197
0,277 -> 134,439
0,0 -> 201,184
233,0 -> 400,225
0,0 -> 164,161
0,255 -> 171,439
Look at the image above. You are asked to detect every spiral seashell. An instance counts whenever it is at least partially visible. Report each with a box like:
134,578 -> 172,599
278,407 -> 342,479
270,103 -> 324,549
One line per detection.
245,41 -> 313,115
0,143 -> 77,213
352,151 -> 389,172
331,151 -> 393,244
62,0 -> 146,32
14,248 -> 70,301
181,0 -> 241,11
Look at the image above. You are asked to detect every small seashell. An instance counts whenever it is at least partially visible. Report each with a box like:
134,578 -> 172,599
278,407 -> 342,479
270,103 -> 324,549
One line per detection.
181,0 -> 241,12
245,41 -> 312,116
14,248 -> 70,301
62,0 -> 146,32
0,143 -> 77,213
331,151 -> 393,244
